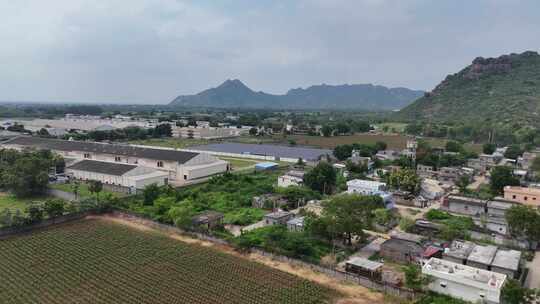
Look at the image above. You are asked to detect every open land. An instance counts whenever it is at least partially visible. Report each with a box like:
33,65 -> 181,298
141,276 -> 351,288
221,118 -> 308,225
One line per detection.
0,218 -> 367,304
0,193 -> 51,214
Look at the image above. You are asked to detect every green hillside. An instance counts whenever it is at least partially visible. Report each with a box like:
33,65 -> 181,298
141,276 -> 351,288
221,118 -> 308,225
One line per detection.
397,51 -> 540,127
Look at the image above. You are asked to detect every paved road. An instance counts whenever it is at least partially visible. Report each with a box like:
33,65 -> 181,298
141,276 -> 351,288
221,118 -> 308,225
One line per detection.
525,251 -> 540,289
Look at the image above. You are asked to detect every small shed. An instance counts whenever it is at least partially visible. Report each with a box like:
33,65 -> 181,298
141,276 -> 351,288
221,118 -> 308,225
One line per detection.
255,162 -> 279,171
287,216 -> 305,232
345,257 -> 383,281
380,232 -> 425,264
264,211 -> 294,225
192,211 -> 224,230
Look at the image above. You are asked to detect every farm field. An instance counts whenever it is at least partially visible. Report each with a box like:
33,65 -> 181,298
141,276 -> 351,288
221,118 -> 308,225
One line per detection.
283,134 -> 483,153
0,218 -> 338,304
128,137 -> 209,149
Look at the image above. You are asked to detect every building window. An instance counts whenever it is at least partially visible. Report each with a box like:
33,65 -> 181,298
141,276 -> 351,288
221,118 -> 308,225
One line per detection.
513,195 -> 516,199
115,157 -> 121,162
440,282 -> 447,288
525,196 -> 528,201
184,175 -> 187,180
157,161 -> 164,168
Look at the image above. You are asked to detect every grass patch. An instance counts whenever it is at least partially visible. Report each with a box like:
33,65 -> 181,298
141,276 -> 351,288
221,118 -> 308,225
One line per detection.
218,157 -> 260,170
50,182 -> 124,199
0,193 -> 51,213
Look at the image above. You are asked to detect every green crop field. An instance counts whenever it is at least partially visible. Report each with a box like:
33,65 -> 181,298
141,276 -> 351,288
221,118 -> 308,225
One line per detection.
0,219 -> 337,304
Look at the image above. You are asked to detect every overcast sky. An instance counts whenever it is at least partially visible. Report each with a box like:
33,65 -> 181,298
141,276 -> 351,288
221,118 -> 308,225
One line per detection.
1,0 -> 539,104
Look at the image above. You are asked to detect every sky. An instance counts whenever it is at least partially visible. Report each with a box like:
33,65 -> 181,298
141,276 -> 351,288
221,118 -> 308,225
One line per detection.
1,0 -> 539,104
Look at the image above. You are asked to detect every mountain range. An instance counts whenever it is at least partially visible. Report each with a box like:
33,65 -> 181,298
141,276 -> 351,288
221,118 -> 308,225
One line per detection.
397,51 -> 540,127
169,79 -> 424,110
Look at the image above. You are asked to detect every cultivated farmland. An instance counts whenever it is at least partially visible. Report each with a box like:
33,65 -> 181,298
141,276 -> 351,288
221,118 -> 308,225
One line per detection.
0,219 -> 337,304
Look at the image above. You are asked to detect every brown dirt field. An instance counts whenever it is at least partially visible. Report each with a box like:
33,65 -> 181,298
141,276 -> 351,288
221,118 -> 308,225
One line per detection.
94,215 -> 386,304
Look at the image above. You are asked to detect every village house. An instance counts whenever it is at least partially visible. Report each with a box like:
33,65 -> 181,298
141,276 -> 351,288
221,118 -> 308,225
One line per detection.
503,186 -> 540,206
263,211 -> 294,226
345,257 -> 383,281
379,231 -> 425,264
2,136 -> 229,186
346,179 -> 386,194
491,249 -> 522,279
375,149 -> 400,161
422,258 -> 506,304
277,170 -> 304,188
251,194 -> 287,209
467,245 -> 498,270
172,126 -> 246,139
416,164 -> 436,179
286,216 -> 305,232
442,195 -> 486,216
443,240 -> 475,265
191,211 -> 224,230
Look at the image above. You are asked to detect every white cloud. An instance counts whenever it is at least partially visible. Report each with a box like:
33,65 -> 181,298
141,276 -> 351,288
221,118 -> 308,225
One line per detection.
0,0 -> 539,103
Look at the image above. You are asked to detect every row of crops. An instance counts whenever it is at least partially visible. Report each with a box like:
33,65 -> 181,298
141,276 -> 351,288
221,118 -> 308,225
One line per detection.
0,219 -> 337,304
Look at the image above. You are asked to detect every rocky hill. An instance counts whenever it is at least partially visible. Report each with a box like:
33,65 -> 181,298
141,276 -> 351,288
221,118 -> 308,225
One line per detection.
170,79 -> 423,110
397,51 -> 540,126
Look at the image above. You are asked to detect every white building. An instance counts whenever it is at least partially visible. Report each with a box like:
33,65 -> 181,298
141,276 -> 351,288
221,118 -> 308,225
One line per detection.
422,258 -> 506,304
277,171 -> 304,188
2,136 -> 228,186
67,160 -> 169,190
346,179 -> 386,195
172,126 -> 245,139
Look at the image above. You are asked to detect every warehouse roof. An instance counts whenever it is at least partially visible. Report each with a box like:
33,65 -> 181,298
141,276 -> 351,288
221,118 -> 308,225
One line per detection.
4,136 -> 199,163
68,160 -> 137,176
189,142 -> 331,161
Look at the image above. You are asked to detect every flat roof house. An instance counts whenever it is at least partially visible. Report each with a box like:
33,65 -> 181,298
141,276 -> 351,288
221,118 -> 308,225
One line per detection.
443,240 -> 475,265
264,211 -> 294,226
467,245 -> 498,270
422,258 -> 506,304
503,186 -> 540,206
345,257 -> 383,281
277,170 -> 304,188
491,250 -> 522,279
286,216 -> 305,232
380,231 -> 425,264
2,136 -> 228,185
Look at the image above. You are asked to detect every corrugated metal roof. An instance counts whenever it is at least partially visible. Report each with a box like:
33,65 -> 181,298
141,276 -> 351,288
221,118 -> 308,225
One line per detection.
5,136 -> 199,163
190,142 -> 331,161
68,160 -> 137,176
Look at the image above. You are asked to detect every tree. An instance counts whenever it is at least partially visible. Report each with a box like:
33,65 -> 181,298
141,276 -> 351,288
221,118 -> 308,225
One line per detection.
531,156 -> 540,175
249,127 -> 258,136
0,208 -> 13,227
445,141 -> 463,153
501,279 -> 527,304
143,183 -> 161,206
335,122 -> 351,135
71,181 -> 80,200
504,145 -> 524,160
321,125 -> 333,137
506,205 -> 540,246
333,144 -> 353,161
483,143 -> 496,154
88,180 -> 104,202
320,194 -> 383,245
402,265 -> 430,291
296,157 -> 305,167
43,199 -> 65,218
37,128 -> 50,137
388,168 -> 420,194
3,152 -> 50,197
25,204 -> 44,224
374,141 -> 387,152
399,216 -> 415,232
490,166 -> 520,194
304,162 -> 337,194
455,175 -> 471,193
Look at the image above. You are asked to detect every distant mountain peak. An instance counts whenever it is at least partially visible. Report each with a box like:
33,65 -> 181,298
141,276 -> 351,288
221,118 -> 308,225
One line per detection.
170,79 -> 424,110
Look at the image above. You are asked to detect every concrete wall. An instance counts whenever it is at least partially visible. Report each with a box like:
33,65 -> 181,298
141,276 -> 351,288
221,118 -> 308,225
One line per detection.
447,201 -> 485,216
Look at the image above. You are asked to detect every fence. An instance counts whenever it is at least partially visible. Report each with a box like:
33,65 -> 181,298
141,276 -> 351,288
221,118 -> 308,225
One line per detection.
0,211 -> 95,239
108,210 -> 418,300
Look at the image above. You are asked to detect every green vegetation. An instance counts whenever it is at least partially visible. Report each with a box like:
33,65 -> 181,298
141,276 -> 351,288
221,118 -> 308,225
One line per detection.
129,172 -> 280,226
506,205 -> 540,248
415,292 -> 470,304
387,168 -> 421,194
398,51 -> 540,146
0,219 -> 337,303
490,166 -> 520,195
234,225 -> 332,263
425,209 -> 474,241
304,162 -> 337,195
0,194 -> 50,213
0,149 -> 63,198
219,157 -> 259,170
